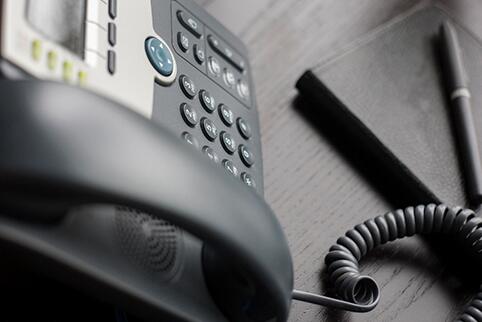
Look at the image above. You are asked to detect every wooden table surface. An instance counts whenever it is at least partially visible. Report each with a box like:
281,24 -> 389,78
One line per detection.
194,1 -> 482,321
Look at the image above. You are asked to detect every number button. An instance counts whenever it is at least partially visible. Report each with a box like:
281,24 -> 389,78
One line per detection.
237,118 -> 252,139
219,104 -> 234,126
239,145 -> 255,167
203,146 -> 219,163
182,132 -> 199,149
201,118 -> 218,141
200,90 -> 216,113
208,56 -> 221,77
223,160 -> 239,177
180,103 -> 198,127
220,132 -> 236,154
179,75 -> 197,99
241,172 -> 256,189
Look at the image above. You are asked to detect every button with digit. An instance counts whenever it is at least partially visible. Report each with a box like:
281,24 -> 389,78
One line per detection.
239,145 -> 255,167
208,56 -> 221,77
201,118 -> 218,141
203,146 -> 219,163
223,159 -> 239,177
241,172 -> 256,189
182,132 -> 199,149
180,103 -> 198,127
219,104 -> 234,126
177,32 -> 190,52
237,118 -> 252,139
223,69 -> 236,88
220,131 -> 236,154
179,75 -> 197,99
194,44 -> 205,64
200,90 -> 216,113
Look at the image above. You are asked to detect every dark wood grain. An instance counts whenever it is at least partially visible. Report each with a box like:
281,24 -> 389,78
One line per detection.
194,0 -> 482,321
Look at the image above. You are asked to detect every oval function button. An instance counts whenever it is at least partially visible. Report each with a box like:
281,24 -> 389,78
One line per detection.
223,159 -> 239,177
201,118 -> 218,141
237,118 -> 252,139
219,104 -> 234,126
203,146 -> 220,163
182,132 -> 199,149
145,37 -> 175,76
220,132 -> 236,154
239,145 -> 255,167
241,172 -> 256,189
177,10 -> 202,38
179,75 -> 197,99
200,90 -> 216,113
180,103 -> 198,127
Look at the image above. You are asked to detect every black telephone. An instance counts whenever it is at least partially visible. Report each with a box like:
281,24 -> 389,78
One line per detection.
0,1 -> 482,322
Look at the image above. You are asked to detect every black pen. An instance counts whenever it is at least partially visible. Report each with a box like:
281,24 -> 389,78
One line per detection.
440,20 -> 482,205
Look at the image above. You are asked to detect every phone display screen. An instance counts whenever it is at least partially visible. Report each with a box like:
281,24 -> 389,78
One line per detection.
26,0 -> 87,59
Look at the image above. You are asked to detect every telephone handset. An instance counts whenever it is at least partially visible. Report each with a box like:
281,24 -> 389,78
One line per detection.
1,0 -> 482,322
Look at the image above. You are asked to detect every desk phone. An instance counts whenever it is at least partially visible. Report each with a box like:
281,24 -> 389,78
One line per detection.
0,0 -> 263,193
1,1 -> 482,322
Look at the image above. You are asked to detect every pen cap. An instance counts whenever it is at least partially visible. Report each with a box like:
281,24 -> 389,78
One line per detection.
440,21 -> 469,90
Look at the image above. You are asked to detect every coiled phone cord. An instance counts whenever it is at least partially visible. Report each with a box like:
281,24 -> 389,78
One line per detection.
292,204 -> 482,321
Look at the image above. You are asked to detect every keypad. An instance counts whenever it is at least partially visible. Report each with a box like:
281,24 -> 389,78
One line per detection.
169,2 -> 259,191
176,73 -> 257,189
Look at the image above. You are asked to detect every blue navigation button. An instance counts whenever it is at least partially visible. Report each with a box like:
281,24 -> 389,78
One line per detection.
145,37 -> 174,77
